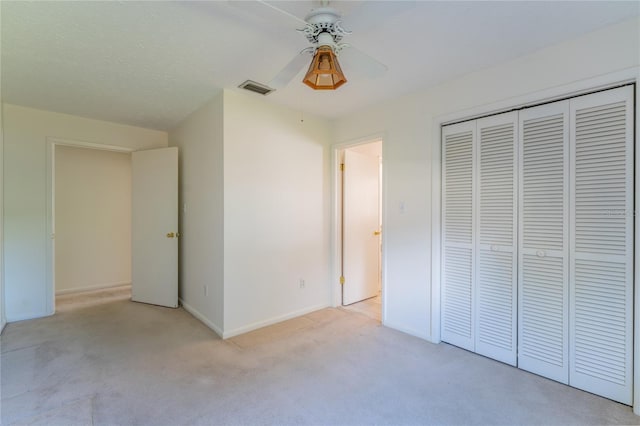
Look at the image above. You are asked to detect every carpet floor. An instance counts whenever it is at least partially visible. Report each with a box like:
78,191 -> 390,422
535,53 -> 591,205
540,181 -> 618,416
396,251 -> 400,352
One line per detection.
1,291 -> 638,425
343,293 -> 381,322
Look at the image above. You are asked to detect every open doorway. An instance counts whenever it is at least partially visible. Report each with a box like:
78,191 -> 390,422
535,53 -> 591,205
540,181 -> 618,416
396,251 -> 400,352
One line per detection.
51,142 -> 133,313
338,139 -> 383,322
47,140 -> 179,314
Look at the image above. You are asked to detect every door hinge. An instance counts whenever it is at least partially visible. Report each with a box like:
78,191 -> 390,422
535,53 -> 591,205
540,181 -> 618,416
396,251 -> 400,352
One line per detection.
340,276 -> 345,285
340,163 -> 345,171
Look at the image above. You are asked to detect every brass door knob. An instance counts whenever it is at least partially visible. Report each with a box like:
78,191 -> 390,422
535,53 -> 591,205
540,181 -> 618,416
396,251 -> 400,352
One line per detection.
373,231 -> 381,236
167,232 -> 175,238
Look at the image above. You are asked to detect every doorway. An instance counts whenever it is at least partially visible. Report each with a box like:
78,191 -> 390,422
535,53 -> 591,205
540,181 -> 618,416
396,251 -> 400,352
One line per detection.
48,140 -> 134,313
47,140 -> 179,314
337,139 -> 383,322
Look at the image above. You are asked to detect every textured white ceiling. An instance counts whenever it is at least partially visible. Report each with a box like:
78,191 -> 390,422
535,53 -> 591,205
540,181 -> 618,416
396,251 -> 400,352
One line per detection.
1,1 -> 638,130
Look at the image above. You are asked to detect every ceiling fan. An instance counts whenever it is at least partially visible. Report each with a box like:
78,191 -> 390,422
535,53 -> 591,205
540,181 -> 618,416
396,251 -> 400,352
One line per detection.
236,0 -> 401,92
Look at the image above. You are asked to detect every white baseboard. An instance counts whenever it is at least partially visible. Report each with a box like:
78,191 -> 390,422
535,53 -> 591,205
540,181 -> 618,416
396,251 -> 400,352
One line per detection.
179,300 -> 331,340
383,319 -> 432,342
55,282 -> 131,296
222,303 -> 330,339
6,310 -> 54,323
179,298 -> 224,338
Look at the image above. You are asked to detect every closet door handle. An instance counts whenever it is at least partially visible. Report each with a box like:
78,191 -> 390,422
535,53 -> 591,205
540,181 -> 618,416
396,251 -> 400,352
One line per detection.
536,250 -> 545,258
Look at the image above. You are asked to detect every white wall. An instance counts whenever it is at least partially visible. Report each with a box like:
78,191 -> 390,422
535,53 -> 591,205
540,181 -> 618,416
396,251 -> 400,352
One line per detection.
333,17 -> 640,341
222,90 -> 332,337
168,93 -> 225,334
3,104 -> 167,321
55,146 -> 131,294
169,90 -> 333,338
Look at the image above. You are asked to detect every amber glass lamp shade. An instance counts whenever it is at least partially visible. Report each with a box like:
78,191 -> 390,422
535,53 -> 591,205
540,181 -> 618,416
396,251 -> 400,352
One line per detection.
302,46 -> 347,90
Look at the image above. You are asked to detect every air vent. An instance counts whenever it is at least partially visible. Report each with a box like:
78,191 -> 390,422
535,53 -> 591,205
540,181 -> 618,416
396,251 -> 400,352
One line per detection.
239,80 -> 275,96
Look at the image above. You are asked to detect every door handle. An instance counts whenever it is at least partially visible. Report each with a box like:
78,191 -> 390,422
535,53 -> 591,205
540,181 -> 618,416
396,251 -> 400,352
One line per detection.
166,232 -> 175,238
373,231 -> 381,236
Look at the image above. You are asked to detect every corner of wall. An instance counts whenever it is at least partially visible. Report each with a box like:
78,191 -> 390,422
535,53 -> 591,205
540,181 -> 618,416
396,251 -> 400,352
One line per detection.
168,91 -> 225,334
179,297 -> 223,338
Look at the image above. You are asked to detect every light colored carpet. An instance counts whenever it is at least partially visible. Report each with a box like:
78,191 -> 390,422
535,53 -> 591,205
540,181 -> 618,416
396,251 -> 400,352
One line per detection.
55,285 -> 131,313
343,293 -> 381,322
1,290 -> 638,425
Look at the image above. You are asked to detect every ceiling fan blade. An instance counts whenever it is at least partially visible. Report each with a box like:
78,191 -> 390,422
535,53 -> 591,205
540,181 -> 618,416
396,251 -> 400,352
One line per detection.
269,50 -> 313,89
338,46 -> 388,80
257,1 -> 309,27
343,1 -> 416,33
226,0 -> 308,31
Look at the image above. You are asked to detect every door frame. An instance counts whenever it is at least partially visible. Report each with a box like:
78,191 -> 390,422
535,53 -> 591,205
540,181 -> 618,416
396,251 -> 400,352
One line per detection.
331,134 -> 386,317
431,68 -> 639,412
45,137 -> 133,315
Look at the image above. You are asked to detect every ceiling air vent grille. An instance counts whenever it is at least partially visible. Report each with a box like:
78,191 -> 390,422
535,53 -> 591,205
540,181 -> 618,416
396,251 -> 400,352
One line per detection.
239,80 -> 275,96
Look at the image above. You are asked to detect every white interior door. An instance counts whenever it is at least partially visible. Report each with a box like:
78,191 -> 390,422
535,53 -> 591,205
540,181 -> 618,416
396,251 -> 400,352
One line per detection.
131,147 -> 178,308
343,149 -> 380,305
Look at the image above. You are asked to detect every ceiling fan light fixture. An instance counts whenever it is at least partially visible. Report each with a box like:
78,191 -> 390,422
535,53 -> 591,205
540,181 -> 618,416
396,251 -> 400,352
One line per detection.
302,46 -> 347,90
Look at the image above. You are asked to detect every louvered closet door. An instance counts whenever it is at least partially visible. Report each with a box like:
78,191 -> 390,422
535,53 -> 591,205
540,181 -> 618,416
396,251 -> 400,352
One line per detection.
475,113 -> 518,366
518,101 -> 570,384
442,121 -> 476,351
569,86 -> 634,405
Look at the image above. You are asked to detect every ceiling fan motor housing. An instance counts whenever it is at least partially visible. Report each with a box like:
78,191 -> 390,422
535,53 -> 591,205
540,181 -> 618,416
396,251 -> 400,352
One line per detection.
301,7 -> 350,47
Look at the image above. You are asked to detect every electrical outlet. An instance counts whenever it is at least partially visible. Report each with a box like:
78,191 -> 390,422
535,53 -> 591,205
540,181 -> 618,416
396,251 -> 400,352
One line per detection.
204,285 -> 208,296
299,279 -> 305,289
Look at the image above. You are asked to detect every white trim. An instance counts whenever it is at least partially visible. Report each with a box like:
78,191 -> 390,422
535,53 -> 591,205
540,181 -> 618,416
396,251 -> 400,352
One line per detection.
6,311 -> 54,323
384,319 -> 431,341
46,137 -> 135,315
48,137 -> 134,153
179,297 -> 224,338
331,133 -> 386,322
55,282 -> 131,296
431,68 -> 639,408
1,100 -> 5,331
634,81 -> 640,416
221,303 -> 330,339
0,0 -> 4,335
430,119 -> 442,343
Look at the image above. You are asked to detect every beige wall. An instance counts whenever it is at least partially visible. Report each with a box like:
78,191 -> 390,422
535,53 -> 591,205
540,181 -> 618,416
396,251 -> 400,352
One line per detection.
3,104 -> 167,321
222,90 -> 332,337
55,146 -> 132,294
168,93 -> 225,334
